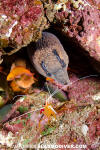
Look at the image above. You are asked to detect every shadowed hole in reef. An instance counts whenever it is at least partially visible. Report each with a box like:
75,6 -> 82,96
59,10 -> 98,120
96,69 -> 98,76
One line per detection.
2,27 -> 98,85
3,46 -> 14,53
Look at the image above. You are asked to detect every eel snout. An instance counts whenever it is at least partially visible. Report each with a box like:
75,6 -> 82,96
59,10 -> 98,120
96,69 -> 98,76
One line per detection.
52,69 -> 70,85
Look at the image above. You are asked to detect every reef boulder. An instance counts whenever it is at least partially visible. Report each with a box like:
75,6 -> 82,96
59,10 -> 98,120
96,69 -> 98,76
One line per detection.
67,73 -> 100,104
52,0 -> 100,72
0,0 -> 47,60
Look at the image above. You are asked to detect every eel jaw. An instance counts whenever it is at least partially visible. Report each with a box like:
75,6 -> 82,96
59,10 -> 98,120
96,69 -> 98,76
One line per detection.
52,69 -> 70,85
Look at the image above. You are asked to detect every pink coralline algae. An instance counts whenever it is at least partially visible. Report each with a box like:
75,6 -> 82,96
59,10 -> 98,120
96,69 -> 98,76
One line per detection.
53,0 -> 100,72
67,73 -> 100,104
0,0 -> 47,56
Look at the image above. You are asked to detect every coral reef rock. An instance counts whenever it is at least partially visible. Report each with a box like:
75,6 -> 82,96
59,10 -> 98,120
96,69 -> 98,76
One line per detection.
52,0 -> 100,72
0,0 -> 47,59
67,73 -> 100,104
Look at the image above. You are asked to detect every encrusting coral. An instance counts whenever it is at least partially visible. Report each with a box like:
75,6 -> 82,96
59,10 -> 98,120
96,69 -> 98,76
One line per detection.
52,0 -> 100,72
0,0 -> 48,61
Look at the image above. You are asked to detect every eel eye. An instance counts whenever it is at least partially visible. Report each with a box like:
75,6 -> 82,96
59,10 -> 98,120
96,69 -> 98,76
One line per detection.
52,49 -> 66,68
41,61 -> 51,77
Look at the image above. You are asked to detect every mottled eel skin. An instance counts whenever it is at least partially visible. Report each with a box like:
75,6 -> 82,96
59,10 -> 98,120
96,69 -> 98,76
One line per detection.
27,32 -> 69,85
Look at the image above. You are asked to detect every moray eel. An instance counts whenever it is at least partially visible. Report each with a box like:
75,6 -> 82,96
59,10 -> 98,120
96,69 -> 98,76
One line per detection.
27,32 -> 70,85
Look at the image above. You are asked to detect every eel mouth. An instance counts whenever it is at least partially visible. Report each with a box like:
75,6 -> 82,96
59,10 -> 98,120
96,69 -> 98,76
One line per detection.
53,69 -> 70,85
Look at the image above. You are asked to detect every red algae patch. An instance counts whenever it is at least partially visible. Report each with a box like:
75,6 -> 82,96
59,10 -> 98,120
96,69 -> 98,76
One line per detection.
67,73 -> 100,104
0,0 -> 47,55
53,0 -> 100,72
